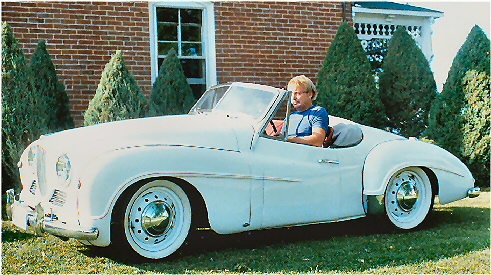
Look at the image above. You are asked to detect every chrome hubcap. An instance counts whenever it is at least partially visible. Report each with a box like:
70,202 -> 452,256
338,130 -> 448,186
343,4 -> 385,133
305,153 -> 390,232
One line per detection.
142,201 -> 171,237
396,178 -> 419,212
128,188 -> 177,245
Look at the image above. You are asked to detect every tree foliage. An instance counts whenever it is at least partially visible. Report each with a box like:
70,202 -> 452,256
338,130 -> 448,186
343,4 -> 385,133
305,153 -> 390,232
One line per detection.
378,26 -> 437,137
316,22 -> 386,129
148,48 -> 196,116
84,50 -> 148,126
29,40 -> 74,132
2,22 -> 48,191
461,70 -> 490,186
426,25 -> 490,155
426,25 -> 490,186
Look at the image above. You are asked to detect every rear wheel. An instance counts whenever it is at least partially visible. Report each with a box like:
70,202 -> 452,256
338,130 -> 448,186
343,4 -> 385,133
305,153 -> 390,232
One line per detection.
112,179 -> 191,259
384,167 -> 433,230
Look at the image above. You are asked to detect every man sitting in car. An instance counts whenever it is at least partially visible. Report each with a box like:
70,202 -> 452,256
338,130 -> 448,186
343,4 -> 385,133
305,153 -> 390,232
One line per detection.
285,75 -> 329,147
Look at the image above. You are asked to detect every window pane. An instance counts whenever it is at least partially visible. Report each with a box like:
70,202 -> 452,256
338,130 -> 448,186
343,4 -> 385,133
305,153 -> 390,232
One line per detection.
182,43 -> 202,56
158,42 -> 178,55
158,23 -> 177,41
180,59 -> 204,78
157,8 -> 178,23
181,25 -> 201,42
181,9 -> 201,24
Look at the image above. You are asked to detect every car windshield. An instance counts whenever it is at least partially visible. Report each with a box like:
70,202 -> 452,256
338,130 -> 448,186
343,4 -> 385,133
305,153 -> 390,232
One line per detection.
213,84 -> 279,120
189,85 -> 229,114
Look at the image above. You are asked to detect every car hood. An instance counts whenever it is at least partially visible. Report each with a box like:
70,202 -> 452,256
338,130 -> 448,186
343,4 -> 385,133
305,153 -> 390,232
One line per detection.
34,114 -> 254,157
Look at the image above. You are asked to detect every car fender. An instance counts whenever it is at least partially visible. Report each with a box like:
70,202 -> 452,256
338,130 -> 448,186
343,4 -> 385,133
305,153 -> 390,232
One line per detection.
76,145 -> 253,245
363,139 -> 474,203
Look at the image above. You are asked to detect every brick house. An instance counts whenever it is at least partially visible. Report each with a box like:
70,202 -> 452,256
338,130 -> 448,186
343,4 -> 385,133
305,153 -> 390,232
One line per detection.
1,1 -> 440,127
2,1 -> 351,126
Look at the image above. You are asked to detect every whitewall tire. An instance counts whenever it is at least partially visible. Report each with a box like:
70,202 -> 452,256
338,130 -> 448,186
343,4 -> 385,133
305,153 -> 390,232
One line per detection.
384,167 -> 433,230
112,179 -> 192,259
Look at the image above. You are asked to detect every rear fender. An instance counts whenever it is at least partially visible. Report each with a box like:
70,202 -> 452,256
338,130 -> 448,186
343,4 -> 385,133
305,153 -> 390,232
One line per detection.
363,139 -> 474,202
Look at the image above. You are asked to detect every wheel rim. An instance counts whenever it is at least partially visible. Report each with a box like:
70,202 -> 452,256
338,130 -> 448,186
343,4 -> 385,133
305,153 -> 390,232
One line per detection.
125,184 -> 188,256
385,168 -> 431,228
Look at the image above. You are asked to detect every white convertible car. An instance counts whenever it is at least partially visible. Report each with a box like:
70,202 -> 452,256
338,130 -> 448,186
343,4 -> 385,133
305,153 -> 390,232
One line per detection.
7,82 -> 480,260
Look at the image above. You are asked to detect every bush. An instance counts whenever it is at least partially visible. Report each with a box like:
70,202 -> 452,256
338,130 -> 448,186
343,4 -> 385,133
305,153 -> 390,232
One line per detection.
426,25 -> 490,157
316,22 -> 386,129
84,50 -> 148,126
425,25 -> 490,186
2,22 -> 48,191
29,40 -> 74,132
379,26 -> 437,137
461,70 -> 490,186
148,48 -> 196,116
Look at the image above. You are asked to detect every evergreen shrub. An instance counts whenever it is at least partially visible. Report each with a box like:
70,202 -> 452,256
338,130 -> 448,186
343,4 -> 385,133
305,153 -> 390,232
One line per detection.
30,40 -> 74,132
426,25 -> 490,157
379,26 -> 437,137
461,70 -> 490,186
316,22 -> 386,129
148,48 -> 196,116
425,25 -> 490,186
2,22 -> 48,191
84,50 -> 148,126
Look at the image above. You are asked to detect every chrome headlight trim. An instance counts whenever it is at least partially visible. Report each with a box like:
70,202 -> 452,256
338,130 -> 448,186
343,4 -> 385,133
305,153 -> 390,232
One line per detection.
56,154 -> 72,185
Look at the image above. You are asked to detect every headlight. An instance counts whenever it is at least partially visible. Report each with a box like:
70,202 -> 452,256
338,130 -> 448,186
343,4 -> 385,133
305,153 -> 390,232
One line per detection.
56,154 -> 72,184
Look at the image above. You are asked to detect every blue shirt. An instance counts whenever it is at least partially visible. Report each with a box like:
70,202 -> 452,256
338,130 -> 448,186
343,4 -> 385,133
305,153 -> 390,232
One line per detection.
286,105 -> 329,137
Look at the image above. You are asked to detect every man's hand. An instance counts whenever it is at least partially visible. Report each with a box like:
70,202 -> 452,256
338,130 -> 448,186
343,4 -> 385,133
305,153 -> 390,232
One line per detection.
287,128 -> 326,147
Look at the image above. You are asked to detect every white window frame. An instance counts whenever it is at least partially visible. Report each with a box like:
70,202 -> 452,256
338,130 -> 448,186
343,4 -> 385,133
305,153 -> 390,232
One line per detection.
149,1 -> 217,90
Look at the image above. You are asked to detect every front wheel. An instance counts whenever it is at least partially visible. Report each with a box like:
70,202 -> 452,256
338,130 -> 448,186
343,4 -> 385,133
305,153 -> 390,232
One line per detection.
384,167 -> 433,230
112,179 -> 192,260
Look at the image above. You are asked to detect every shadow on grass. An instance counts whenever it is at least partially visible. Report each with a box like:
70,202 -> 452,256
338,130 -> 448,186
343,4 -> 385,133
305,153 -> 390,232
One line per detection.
81,205 -> 490,273
1,225 -> 37,243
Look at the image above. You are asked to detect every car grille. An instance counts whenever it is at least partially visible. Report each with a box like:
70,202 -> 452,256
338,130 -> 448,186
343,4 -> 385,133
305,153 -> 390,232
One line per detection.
49,189 -> 66,206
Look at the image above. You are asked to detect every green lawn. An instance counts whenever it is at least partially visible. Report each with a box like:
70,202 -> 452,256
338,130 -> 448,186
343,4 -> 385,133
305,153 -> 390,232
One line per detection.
2,192 -> 489,274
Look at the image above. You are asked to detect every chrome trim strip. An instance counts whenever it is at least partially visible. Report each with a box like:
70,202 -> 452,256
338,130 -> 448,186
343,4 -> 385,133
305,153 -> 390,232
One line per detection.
165,171 -> 301,183
430,166 -> 466,177
318,159 -> 340,164
115,143 -> 240,153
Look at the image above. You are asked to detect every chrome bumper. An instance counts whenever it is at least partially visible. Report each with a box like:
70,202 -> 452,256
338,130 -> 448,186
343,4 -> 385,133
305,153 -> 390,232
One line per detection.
6,188 -> 99,241
467,187 -> 481,198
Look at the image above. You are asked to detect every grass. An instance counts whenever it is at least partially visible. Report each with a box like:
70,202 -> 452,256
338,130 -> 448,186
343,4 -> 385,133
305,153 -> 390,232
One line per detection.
2,191 -> 489,274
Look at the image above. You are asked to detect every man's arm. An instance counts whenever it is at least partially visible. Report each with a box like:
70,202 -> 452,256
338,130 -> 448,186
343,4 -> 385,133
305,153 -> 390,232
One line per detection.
287,127 -> 326,147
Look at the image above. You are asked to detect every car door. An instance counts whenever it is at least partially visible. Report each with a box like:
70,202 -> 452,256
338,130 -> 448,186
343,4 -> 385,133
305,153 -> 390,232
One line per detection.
249,136 -> 345,229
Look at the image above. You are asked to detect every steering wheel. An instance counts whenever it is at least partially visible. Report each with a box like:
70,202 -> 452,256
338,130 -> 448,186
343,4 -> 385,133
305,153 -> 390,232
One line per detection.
269,120 -> 279,135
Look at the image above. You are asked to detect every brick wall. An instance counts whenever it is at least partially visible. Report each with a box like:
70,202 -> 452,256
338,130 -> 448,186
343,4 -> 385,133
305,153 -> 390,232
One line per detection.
214,1 -> 352,88
2,1 -> 351,126
2,1 -> 151,126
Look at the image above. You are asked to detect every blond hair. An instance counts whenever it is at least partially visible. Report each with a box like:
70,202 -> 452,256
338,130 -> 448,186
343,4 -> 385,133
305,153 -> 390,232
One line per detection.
287,75 -> 317,100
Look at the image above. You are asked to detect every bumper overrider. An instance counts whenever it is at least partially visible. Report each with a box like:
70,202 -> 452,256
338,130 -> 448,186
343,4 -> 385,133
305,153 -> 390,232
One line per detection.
6,189 -> 99,241
467,186 -> 481,198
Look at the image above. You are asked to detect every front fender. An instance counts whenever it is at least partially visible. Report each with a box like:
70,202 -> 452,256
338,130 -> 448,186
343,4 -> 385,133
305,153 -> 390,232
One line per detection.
363,139 -> 474,201
76,145 -> 252,243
